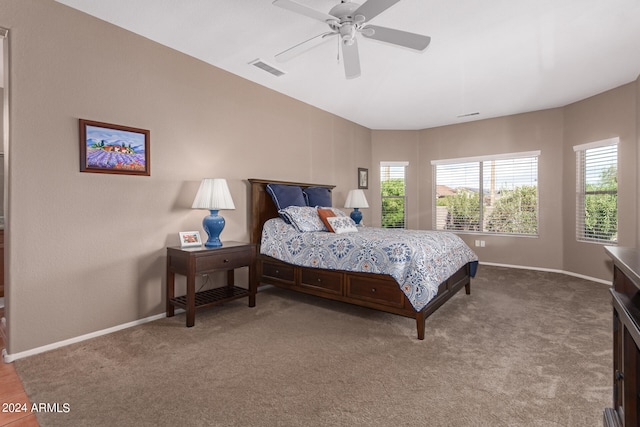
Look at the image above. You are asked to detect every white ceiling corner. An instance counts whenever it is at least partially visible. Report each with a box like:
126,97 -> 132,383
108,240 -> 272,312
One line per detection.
54,0 -> 640,130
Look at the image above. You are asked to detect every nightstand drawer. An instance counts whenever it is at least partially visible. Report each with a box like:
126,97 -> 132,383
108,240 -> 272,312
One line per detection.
300,268 -> 342,295
346,275 -> 405,308
196,249 -> 252,271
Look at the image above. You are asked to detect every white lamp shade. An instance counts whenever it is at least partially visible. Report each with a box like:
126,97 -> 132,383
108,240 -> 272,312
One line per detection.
191,178 -> 236,210
344,189 -> 369,209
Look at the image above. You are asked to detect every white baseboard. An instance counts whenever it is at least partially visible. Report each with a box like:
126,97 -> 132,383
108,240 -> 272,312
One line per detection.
2,309 -> 184,363
478,261 -> 611,286
2,263 -> 609,363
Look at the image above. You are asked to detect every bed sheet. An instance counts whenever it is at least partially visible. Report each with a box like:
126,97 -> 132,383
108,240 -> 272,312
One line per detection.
261,218 -> 478,311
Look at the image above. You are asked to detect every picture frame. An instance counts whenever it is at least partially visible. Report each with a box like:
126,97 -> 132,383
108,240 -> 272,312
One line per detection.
179,231 -> 202,248
358,167 -> 368,189
79,119 -> 150,176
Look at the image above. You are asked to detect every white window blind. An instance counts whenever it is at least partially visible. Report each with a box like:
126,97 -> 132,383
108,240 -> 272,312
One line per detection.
432,151 -> 539,235
574,138 -> 618,243
380,162 -> 408,229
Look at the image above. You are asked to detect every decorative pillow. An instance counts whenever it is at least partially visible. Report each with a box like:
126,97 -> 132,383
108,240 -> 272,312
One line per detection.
303,186 -> 332,208
326,216 -> 358,234
266,184 -> 307,222
317,207 -> 348,218
317,208 -> 337,232
278,206 -> 327,232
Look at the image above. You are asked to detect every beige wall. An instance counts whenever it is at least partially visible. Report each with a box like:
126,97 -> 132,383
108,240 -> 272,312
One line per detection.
372,109 -> 566,270
2,0 -> 638,356
372,82 -> 639,280
370,131 -> 420,228
1,0 -> 370,354
421,110 -> 566,270
563,83 -> 637,279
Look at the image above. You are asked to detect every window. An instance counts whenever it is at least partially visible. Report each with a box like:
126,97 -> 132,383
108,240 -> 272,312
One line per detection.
432,151 -> 539,236
380,162 -> 408,229
574,138 -> 618,243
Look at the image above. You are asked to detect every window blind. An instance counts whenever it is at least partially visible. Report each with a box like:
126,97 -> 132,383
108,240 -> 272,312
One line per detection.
574,138 -> 618,243
380,162 -> 407,229
433,152 -> 539,235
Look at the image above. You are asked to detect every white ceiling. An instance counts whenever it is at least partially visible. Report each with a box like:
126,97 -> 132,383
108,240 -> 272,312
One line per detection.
55,0 -> 640,130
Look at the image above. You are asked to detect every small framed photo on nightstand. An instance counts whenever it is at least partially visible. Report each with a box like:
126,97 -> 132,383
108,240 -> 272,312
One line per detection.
179,231 -> 202,248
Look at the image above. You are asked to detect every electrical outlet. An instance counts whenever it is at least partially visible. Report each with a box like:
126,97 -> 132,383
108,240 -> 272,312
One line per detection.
480,240 -> 486,247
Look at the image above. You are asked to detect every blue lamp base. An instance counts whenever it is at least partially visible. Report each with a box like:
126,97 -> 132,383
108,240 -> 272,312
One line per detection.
202,210 -> 225,248
350,208 -> 363,226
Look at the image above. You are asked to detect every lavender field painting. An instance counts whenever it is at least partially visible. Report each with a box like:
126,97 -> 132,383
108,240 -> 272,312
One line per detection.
80,119 -> 150,176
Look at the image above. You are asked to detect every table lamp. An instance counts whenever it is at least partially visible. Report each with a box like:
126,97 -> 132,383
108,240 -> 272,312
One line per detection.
191,178 -> 235,247
344,189 -> 369,226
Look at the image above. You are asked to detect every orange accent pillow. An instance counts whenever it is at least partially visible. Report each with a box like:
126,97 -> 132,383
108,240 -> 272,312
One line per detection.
317,208 -> 337,232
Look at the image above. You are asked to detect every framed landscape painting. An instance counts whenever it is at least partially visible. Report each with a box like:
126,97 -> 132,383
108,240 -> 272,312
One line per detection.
358,167 -> 368,189
79,119 -> 150,176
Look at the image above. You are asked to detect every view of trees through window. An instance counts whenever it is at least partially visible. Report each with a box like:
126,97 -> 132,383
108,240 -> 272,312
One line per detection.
576,143 -> 618,243
381,163 -> 406,228
433,154 -> 539,235
383,146 -> 617,241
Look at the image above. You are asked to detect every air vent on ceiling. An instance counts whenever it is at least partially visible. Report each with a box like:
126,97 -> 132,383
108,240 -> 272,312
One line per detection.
249,59 -> 286,77
457,112 -> 480,118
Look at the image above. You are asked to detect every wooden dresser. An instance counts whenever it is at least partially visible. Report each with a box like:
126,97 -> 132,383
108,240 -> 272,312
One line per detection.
604,246 -> 640,427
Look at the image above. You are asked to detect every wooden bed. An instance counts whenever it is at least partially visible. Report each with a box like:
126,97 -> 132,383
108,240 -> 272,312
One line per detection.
248,178 -> 473,340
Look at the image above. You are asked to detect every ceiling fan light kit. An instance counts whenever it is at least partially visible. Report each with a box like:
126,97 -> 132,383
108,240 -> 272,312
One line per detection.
273,0 -> 431,79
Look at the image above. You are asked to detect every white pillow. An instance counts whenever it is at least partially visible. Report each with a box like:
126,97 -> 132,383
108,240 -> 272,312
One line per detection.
278,206 -> 327,232
326,216 -> 358,234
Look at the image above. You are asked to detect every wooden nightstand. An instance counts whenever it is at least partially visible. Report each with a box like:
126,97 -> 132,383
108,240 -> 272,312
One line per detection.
166,241 -> 257,327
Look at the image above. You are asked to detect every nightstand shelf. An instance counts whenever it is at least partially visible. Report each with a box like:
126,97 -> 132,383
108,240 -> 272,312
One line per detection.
166,241 -> 257,327
170,285 -> 249,310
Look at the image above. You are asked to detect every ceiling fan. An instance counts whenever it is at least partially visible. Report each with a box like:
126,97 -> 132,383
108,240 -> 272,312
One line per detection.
273,0 -> 431,79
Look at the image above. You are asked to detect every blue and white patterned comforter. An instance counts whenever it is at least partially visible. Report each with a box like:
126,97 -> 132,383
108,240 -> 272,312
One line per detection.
261,218 -> 479,311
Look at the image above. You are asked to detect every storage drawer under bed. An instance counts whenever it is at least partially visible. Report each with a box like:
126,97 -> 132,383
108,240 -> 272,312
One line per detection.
346,274 -> 405,309
261,259 -> 296,285
300,268 -> 343,295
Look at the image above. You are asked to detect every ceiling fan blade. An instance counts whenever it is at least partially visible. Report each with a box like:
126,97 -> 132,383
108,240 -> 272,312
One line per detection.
353,0 -> 401,22
361,25 -> 431,51
275,31 -> 338,62
273,0 -> 336,23
342,39 -> 361,79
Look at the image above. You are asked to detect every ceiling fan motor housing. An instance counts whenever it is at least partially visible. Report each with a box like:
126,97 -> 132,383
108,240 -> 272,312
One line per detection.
329,2 -> 361,23
329,2 -> 369,44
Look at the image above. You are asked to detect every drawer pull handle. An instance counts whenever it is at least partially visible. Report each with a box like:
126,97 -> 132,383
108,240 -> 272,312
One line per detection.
371,288 -> 376,293
223,259 -> 230,263
317,278 -> 322,282
275,270 -> 280,274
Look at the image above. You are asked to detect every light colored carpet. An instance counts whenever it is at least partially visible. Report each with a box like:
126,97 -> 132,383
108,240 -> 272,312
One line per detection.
15,266 -> 612,426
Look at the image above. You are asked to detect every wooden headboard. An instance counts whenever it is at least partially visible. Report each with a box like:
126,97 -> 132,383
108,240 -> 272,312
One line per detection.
248,179 -> 336,245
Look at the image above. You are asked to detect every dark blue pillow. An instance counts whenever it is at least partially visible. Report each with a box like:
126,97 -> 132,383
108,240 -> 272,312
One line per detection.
266,184 -> 307,223
303,186 -> 332,207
